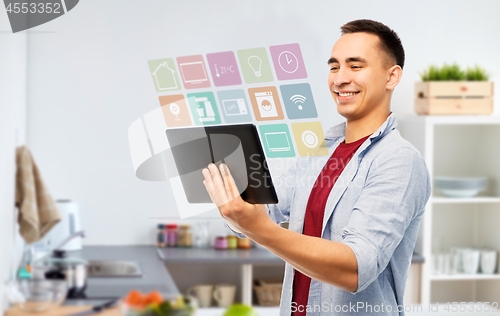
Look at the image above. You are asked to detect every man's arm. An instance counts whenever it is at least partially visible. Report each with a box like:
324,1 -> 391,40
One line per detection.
247,219 -> 359,292
202,163 -> 358,292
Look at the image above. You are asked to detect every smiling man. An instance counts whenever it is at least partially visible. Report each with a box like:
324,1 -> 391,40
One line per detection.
203,19 -> 431,315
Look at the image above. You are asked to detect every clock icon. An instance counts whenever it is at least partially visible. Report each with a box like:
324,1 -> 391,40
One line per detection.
278,51 -> 299,74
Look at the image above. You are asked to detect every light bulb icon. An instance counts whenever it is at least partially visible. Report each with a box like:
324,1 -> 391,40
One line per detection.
247,55 -> 262,77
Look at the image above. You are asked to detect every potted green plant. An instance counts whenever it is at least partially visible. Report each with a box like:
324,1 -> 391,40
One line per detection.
415,63 -> 493,115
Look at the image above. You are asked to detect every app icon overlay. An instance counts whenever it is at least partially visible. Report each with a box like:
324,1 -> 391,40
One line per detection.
148,58 -> 181,92
280,83 -> 318,119
176,55 -> 211,89
206,51 -> 242,87
259,124 -> 295,158
217,89 -> 252,124
269,43 -> 308,80
291,122 -> 329,157
237,48 -> 274,84
187,92 -> 221,126
159,94 -> 192,127
248,87 -> 284,121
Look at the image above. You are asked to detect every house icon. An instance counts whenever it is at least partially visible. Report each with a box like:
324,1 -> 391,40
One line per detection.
153,62 -> 179,91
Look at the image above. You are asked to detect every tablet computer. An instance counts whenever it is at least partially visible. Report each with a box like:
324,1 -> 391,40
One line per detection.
166,124 -> 278,205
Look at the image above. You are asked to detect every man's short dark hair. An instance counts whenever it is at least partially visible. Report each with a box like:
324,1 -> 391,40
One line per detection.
340,19 -> 405,70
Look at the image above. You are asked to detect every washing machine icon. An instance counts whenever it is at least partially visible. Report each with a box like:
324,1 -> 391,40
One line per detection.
255,91 -> 279,118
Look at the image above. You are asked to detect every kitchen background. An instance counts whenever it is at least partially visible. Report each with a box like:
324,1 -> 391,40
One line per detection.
1,0 -> 500,313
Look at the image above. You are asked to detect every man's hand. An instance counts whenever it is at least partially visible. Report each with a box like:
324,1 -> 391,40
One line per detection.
202,163 -> 273,236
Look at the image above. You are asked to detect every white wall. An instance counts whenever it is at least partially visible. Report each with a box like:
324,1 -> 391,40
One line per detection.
23,0 -> 500,245
0,13 -> 27,311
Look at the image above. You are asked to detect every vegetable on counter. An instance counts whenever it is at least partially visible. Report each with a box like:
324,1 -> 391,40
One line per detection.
122,290 -> 195,316
223,304 -> 259,316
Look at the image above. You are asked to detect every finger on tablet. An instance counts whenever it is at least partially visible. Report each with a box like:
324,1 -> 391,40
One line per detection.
220,164 -> 235,202
202,179 -> 217,205
208,163 -> 229,207
202,169 -> 221,207
220,164 -> 243,204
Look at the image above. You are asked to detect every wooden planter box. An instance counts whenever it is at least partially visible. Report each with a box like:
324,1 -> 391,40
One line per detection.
415,81 -> 494,115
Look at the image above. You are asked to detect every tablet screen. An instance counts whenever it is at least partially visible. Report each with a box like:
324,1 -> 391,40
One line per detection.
166,124 -> 278,205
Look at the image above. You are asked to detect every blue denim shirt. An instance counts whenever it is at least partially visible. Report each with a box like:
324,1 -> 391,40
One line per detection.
229,112 -> 431,315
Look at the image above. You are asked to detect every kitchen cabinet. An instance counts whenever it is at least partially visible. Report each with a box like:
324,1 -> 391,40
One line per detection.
157,247 -> 284,309
401,115 -> 500,305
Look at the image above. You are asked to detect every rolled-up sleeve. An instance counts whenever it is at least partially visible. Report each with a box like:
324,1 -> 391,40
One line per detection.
341,147 -> 430,293
224,222 -> 247,239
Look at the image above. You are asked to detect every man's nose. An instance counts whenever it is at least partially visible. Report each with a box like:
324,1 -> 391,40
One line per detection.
334,66 -> 351,86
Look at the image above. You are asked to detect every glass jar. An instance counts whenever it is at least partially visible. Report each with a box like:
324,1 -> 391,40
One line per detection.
165,224 -> 178,247
227,235 -> 238,249
157,224 -> 166,248
177,224 -> 192,248
237,237 -> 252,249
192,221 -> 210,248
214,234 -> 228,250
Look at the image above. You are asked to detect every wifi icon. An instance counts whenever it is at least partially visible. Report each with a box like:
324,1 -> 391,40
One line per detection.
290,94 -> 306,110
290,95 -> 306,103
280,83 -> 318,119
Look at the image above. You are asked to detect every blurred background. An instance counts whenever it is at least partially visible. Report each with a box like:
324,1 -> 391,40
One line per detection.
2,0 -> 500,314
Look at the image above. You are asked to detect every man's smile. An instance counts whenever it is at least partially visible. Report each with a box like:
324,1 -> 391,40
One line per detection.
333,90 -> 360,101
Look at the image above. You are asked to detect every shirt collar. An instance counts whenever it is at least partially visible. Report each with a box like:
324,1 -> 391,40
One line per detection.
324,111 -> 398,142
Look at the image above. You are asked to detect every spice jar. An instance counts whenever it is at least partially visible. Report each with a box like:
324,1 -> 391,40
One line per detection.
214,234 -> 228,250
227,235 -> 238,249
157,224 -> 166,248
177,224 -> 193,248
165,224 -> 178,247
237,237 -> 252,249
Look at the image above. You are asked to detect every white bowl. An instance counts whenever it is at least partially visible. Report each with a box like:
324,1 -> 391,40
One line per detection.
8,279 -> 67,313
434,177 -> 487,198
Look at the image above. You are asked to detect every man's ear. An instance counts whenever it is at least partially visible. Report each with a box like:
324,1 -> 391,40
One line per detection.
386,65 -> 402,91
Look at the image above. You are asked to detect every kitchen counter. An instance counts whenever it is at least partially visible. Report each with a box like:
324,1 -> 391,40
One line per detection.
158,247 -> 284,265
158,246 -> 425,264
64,246 -> 179,305
61,246 -> 423,307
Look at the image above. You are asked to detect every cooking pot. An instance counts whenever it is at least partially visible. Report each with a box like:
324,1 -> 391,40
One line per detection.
34,249 -> 88,298
32,231 -> 88,298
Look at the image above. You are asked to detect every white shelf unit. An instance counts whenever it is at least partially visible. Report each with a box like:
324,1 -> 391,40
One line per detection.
401,115 -> 500,305
430,274 -> 500,281
431,197 -> 500,204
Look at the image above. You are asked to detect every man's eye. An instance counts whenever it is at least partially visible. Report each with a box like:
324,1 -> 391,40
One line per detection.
330,66 -> 338,71
352,65 -> 361,69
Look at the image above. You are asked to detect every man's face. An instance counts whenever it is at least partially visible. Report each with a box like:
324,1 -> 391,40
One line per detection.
328,32 -> 392,120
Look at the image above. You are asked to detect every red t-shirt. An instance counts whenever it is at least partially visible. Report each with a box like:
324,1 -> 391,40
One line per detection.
292,134 -> 370,315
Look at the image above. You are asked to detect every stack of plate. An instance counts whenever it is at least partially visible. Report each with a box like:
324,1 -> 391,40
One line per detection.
434,177 -> 487,198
